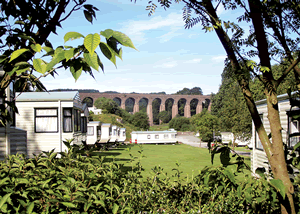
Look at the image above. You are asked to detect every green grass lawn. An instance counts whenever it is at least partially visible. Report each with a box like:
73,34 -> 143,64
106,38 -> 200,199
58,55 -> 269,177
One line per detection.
97,143 -> 251,182
149,124 -> 170,131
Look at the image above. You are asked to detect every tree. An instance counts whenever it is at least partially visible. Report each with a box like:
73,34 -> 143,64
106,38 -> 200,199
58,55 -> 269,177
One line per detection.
169,116 -> 191,131
0,0 -> 137,126
94,97 -> 119,114
158,110 -> 172,123
130,111 -> 150,130
144,0 -> 300,212
211,65 -> 252,144
191,111 -> 219,142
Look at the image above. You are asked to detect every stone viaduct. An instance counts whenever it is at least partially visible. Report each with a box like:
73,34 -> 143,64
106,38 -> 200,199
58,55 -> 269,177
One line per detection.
79,92 -> 211,126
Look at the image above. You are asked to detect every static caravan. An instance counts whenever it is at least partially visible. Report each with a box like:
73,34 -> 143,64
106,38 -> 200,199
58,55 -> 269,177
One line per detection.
86,121 -> 101,145
0,77 -> 27,160
16,91 -> 88,158
131,129 -> 177,144
110,125 -> 119,143
221,132 -> 252,147
251,93 -> 299,174
118,128 -> 126,143
98,123 -> 112,143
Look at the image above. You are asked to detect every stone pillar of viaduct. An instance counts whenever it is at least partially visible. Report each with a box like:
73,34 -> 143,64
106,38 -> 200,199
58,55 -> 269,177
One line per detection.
79,93 -> 211,127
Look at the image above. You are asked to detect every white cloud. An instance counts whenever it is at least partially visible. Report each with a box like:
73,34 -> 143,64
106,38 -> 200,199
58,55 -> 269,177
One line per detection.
184,58 -> 202,64
211,55 -> 226,63
154,61 -> 178,68
120,12 -> 184,45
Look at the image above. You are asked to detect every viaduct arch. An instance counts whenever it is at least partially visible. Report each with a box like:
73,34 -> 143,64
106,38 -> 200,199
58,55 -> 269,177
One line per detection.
79,92 -> 211,126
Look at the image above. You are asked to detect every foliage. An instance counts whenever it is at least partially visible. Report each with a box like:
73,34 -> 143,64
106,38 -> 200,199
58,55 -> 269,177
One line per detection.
0,142 -> 284,213
158,110 -> 171,123
211,65 -> 252,141
174,86 -> 203,95
191,110 -> 219,142
0,0 -> 137,126
129,111 -> 150,130
168,116 -> 191,131
94,97 -> 119,114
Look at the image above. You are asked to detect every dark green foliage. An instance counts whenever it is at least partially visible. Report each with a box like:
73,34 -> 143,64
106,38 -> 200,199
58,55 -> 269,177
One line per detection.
0,142 -> 283,213
129,111 -> 150,130
158,110 -> 171,123
94,97 -> 119,114
174,87 -> 203,95
169,116 -> 191,131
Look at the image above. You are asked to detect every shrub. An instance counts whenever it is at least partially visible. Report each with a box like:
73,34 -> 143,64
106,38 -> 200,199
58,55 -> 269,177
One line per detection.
0,142 -> 285,213
169,116 -> 191,131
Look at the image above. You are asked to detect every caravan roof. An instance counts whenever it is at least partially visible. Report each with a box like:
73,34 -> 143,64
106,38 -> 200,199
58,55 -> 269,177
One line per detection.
16,91 -> 81,102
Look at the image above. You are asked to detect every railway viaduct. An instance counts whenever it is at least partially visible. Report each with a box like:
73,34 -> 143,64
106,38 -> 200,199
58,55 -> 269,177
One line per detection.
79,92 -> 211,126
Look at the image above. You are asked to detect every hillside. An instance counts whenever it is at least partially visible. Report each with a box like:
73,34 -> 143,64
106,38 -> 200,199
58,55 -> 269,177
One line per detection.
90,114 -> 140,141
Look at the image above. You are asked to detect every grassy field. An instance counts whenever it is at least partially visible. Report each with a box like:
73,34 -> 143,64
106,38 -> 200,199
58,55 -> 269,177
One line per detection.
97,143 -> 251,182
149,124 -> 169,131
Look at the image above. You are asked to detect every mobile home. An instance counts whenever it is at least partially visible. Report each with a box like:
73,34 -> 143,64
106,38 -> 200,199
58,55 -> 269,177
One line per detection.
118,128 -> 126,143
252,93 -> 299,173
110,125 -> 119,143
16,91 -> 88,158
86,121 -> 101,145
131,129 -> 177,144
0,77 -> 27,160
98,123 -> 112,143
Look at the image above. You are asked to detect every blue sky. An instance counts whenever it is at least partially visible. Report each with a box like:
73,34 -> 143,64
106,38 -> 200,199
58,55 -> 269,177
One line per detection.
42,0 -> 231,95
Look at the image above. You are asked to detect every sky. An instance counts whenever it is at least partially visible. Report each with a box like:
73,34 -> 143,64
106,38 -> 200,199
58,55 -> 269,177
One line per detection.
41,0 -> 233,95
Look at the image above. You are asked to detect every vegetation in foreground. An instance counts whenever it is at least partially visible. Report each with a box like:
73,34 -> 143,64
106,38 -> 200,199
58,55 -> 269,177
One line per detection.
1,141 -> 295,213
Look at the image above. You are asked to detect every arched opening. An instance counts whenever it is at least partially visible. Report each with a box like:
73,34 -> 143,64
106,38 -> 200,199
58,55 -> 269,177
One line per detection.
203,99 -> 210,110
82,97 -> 93,107
190,99 -> 199,116
125,97 -> 135,113
113,97 -> 121,107
163,98 -> 174,123
139,98 -> 148,113
152,98 -> 161,125
178,98 -> 186,117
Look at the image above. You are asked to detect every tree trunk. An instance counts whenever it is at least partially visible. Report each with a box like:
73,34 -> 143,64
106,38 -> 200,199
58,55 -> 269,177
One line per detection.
201,0 -> 296,213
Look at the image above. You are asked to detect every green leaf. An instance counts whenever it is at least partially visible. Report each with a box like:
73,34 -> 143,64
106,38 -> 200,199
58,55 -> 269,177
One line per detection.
65,48 -> 75,61
112,203 -> 119,214
99,42 -> 116,67
255,167 -> 266,177
42,46 -> 54,54
94,200 -> 105,207
0,193 -> 12,209
83,52 -> 99,71
220,147 -> 231,167
27,202 -> 34,214
70,65 -> 82,81
30,44 -> 42,53
100,29 -> 114,39
84,33 -> 100,56
270,179 -> 286,200
293,141 -> 300,151
64,32 -> 84,43
9,49 -> 29,62
33,58 -> 47,74
84,10 -> 93,23
61,202 -> 76,208
113,31 -> 138,50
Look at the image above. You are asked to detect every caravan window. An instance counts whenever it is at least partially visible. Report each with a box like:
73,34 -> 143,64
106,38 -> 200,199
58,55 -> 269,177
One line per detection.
87,126 -> 94,136
81,117 -> 87,133
63,108 -> 72,132
35,108 -> 58,133
73,109 -> 81,132
287,110 -> 300,147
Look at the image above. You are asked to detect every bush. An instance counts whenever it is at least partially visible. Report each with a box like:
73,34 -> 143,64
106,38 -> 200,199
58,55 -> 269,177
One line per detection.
169,116 -> 191,131
0,142 -> 284,213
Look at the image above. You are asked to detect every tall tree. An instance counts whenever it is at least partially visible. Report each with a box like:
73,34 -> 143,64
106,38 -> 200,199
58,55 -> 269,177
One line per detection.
144,0 -> 300,212
212,65 -> 252,143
